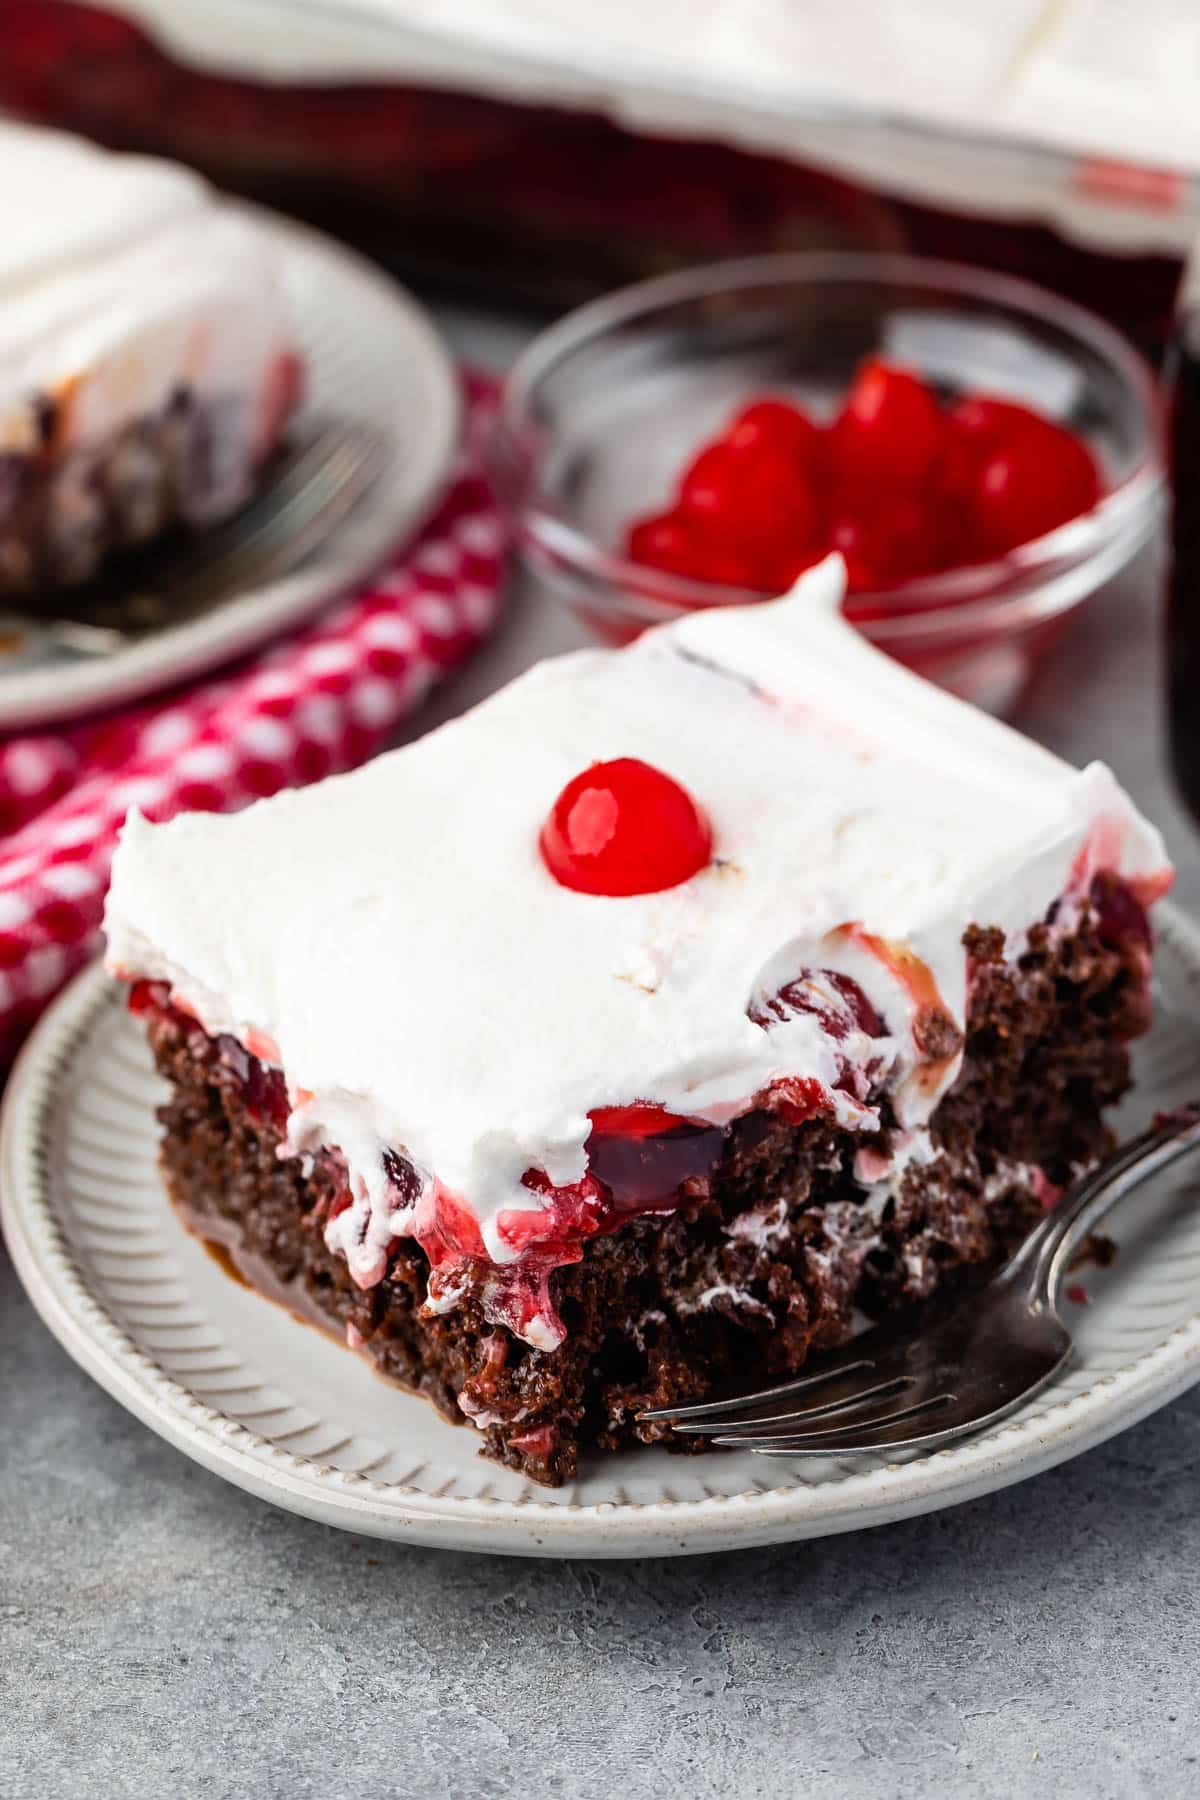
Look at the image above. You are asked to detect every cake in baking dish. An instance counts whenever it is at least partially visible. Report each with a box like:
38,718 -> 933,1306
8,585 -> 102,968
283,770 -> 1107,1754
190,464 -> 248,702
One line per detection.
104,558 -> 1170,1484
0,122 -> 300,597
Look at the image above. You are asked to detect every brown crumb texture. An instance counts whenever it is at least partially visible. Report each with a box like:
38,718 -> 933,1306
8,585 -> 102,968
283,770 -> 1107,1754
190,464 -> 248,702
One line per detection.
146,902 -> 1145,1486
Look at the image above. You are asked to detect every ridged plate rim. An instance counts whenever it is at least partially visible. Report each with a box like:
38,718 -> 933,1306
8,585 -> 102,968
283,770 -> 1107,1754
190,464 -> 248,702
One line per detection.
4,913 -> 1200,1558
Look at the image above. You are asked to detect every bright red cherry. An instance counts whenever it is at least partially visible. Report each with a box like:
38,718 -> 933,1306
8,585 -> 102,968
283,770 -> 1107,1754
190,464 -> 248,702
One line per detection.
626,511 -> 703,577
874,496 -> 957,583
623,366 -> 1105,609
626,509 -> 757,591
950,395 -> 1061,451
932,417 -> 984,506
948,395 -> 1101,552
724,397 -> 822,466
832,493 -> 960,593
970,434 -> 1100,555
744,457 -> 822,554
678,443 -> 740,530
587,1102 -> 693,1138
829,515 -> 880,592
678,442 -> 820,556
831,357 -> 944,487
540,757 -> 713,896
756,542 -> 827,594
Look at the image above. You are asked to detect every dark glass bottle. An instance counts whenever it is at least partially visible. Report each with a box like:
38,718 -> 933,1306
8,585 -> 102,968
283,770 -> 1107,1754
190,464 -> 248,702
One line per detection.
1166,274 -> 1200,819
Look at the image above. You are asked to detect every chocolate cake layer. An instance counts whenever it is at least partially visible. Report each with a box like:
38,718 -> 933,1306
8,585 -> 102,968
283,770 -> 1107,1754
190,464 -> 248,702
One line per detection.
140,896 -> 1145,1486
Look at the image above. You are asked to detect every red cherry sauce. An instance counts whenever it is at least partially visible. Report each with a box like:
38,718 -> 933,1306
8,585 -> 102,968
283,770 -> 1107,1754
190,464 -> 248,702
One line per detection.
828,927 -> 959,1097
431,971 -> 885,1344
127,968 -> 886,1348
1084,869 -> 1159,1040
438,1106 -> 729,1346
1060,828 -> 1169,1034
129,979 -> 289,1131
1088,869 -> 1152,952
749,967 -> 887,1109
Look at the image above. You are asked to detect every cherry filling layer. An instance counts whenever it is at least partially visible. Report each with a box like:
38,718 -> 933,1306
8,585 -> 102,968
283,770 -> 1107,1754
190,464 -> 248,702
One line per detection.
128,966 -> 888,1346
125,872 -> 1154,1350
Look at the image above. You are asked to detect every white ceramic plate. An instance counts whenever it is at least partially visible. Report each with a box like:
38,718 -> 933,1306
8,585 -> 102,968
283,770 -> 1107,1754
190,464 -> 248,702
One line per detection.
0,204 -> 459,731
5,913 -> 1200,1558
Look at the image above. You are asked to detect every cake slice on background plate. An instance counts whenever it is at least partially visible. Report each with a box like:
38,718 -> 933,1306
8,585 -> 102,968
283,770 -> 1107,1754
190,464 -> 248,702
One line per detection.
0,121 -> 301,597
104,557 -> 1171,1485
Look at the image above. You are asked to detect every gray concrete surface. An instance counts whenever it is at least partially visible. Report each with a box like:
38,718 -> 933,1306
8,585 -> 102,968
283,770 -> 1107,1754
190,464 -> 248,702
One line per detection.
3,312 -> 1200,1798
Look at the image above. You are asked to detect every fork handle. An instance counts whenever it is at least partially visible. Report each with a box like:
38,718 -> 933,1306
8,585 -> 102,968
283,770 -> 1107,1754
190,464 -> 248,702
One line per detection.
1004,1102 -> 1200,1307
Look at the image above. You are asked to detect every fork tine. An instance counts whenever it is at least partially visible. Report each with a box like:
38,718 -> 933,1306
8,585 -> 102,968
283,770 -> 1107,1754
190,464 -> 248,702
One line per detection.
714,1391 -> 956,1453
87,424 -> 384,646
741,1337 -> 1072,1458
166,424 -> 385,613
638,1311 -> 929,1427
20,423 -> 387,659
672,1373 -> 915,1437
637,1355 -> 879,1425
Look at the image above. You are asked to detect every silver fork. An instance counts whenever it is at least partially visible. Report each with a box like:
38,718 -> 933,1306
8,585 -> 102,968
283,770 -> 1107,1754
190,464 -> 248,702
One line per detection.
0,421 -> 386,659
640,1104 -> 1200,1458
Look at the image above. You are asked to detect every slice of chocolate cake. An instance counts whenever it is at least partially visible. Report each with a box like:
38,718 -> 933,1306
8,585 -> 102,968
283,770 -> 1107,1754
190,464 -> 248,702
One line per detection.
103,558 -> 1170,1485
0,122 -> 301,597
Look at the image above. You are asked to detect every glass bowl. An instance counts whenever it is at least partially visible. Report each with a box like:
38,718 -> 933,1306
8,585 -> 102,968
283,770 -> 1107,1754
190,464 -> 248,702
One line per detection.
494,253 -> 1164,714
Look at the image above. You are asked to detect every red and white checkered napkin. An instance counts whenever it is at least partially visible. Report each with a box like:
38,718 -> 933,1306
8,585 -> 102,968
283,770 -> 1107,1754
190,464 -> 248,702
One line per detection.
0,373 -> 506,1068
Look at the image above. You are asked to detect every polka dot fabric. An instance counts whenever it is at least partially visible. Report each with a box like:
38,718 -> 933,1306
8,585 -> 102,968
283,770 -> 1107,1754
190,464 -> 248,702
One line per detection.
0,374 -> 506,1069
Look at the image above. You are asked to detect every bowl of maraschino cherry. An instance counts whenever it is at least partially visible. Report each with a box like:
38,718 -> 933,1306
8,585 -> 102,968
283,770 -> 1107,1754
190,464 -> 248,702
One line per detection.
497,254 -> 1163,714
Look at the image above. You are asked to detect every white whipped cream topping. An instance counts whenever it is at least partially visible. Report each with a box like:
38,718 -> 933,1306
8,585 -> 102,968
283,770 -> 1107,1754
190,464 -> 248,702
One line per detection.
105,559 -> 1169,1289
0,122 -> 294,483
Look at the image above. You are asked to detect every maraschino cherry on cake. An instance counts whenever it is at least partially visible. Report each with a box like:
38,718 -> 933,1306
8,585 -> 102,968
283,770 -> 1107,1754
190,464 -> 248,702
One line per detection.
104,558 -> 1171,1484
